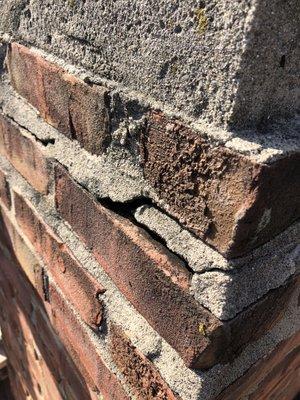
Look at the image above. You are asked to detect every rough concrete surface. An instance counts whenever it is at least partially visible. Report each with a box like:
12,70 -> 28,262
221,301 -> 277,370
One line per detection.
135,205 -> 300,272
1,154 -> 300,400
0,0 -> 299,130
191,253 -> 300,320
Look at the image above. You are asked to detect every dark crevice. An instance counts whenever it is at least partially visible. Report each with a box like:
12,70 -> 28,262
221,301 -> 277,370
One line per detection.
68,108 -> 77,140
31,132 -> 56,146
97,195 -> 153,219
96,194 -> 193,273
41,268 -> 50,303
0,111 -> 56,146
76,180 -> 192,271
279,55 -> 286,68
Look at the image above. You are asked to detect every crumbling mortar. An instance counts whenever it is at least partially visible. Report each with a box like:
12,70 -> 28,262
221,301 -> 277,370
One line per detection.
1,155 -> 300,399
1,39 -> 297,164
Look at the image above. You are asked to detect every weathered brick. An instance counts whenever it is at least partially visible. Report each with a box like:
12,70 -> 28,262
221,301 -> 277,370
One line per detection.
54,164 -> 228,369
0,242 -> 94,400
13,190 -> 105,330
7,42 -> 111,154
0,168 -> 11,208
0,251 -> 34,318
54,164 -> 299,370
49,282 -> 129,399
216,330 -> 300,400
0,209 -> 42,294
110,324 -> 179,400
140,112 -> 300,258
0,114 -> 51,194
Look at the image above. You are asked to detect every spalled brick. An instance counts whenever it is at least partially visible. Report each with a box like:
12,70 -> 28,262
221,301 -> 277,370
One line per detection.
0,168 -> 11,208
13,190 -> 105,330
140,112 -> 300,258
110,324 -> 179,400
55,164 -> 229,369
7,42 -> 111,154
0,114 -> 51,194
49,282 -> 129,400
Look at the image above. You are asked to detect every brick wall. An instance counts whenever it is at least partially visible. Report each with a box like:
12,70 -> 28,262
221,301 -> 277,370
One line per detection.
0,38 -> 299,400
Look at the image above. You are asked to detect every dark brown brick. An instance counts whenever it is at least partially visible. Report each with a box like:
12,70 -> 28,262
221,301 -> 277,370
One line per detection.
0,114 -> 51,194
49,282 -> 129,399
140,112 -> 300,258
13,190 -> 105,330
54,163 -> 228,369
110,324 -> 179,400
7,42 -> 111,154
0,168 -> 11,208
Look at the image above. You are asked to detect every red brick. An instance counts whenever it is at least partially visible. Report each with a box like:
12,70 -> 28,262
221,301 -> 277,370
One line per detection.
110,324 -> 179,400
0,168 -> 11,208
49,282 -> 129,399
54,164 -> 229,369
7,42 -> 111,154
0,208 -> 42,294
0,251 -> 94,400
0,114 -> 51,194
216,330 -> 300,400
33,305 -> 96,400
54,164 -> 299,370
13,190 -> 105,329
0,209 -> 14,253
0,251 -> 34,318
141,112 -> 300,257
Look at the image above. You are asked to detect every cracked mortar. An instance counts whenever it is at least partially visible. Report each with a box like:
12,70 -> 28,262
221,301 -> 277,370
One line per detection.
0,85 -> 299,320
0,77 -> 154,203
135,205 -> 300,319
1,154 -> 300,400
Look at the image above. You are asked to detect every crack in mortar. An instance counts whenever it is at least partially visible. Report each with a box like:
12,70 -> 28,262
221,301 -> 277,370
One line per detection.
0,154 -> 300,400
1,90 -> 299,321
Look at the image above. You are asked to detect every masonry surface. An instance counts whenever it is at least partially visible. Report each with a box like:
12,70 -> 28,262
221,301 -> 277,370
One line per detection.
0,1 -> 299,399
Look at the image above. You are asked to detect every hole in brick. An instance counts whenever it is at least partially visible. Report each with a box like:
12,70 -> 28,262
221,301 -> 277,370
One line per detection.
37,383 -> 42,394
45,34 -> 52,44
33,348 -> 39,361
174,24 -> 182,33
279,55 -> 286,68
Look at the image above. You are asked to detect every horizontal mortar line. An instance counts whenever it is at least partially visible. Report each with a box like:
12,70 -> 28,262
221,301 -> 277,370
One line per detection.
2,87 -> 298,275
0,109 -> 298,396
1,104 -> 299,321
1,151 -> 298,327
0,155 -> 194,376
2,38 -> 298,164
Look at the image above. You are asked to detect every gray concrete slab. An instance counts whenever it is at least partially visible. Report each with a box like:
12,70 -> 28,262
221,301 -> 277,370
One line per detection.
0,0 -> 299,131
